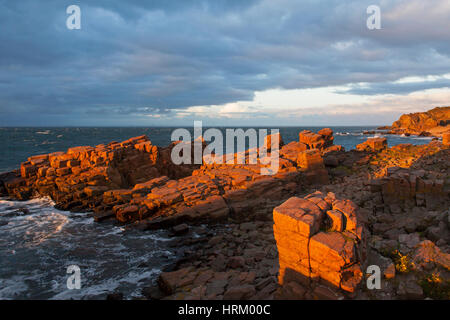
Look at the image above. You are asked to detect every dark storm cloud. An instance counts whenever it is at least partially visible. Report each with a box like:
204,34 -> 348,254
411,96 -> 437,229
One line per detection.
0,0 -> 449,125
344,78 -> 450,95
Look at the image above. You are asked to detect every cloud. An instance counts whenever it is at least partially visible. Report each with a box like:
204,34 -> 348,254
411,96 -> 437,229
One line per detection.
0,0 -> 449,126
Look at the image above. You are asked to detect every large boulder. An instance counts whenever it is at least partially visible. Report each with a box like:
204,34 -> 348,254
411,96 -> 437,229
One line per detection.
356,137 -> 387,152
299,128 -> 334,150
273,191 -> 367,295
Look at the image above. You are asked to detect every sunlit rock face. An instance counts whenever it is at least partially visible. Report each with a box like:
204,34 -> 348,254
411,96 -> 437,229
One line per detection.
299,128 -> 334,151
443,132 -> 450,146
273,191 -> 368,297
390,106 -> 450,135
1,130 -> 340,227
356,137 -> 388,152
3,135 -> 200,210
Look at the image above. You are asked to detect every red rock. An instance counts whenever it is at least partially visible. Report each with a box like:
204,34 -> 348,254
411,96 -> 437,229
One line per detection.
158,267 -> 196,295
390,106 -> 450,134
297,149 -> 325,170
325,210 -> 344,232
20,163 -> 36,178
84,186 -> 108,197
228,256 -> 246,269
37,166 -> 49,178
274,192 -> 366,294
299,130 -> 325,149
332,199 -> 359,232
56,167 -> 71,176
192,195 -> 229,220
133,176 -> 169,192
115,204 -> 140,223
263,132 -> 284,151
356,137 -> 387,152
443,132 -> 450,146
309,232 -> 356,267
172,223 -> 189,235
313,285 -> 343,300
280,141 -> 308,162
299,128 -> 335,150
318,128 -> 333,137
223,285 -> 256,300
273,197 -> 322,237
28,154 -> 49,162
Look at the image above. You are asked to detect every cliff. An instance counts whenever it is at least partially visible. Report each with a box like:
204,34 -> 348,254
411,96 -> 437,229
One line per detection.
385,106 -> 450,136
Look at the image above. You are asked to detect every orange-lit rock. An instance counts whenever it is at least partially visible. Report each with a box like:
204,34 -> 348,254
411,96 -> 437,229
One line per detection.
297,149 -> 324,170
443,132 -> 450,146
274,192 -> 367,293
356,137 -> 387,152
2,129 -> 338,226
264,132 -> 284,151
297,150 -> 329,185
299,128 -> 334,150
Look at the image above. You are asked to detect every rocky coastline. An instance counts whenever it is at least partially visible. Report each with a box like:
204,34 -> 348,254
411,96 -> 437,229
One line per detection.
378,106 -> 450,138
1,127 -> 449,300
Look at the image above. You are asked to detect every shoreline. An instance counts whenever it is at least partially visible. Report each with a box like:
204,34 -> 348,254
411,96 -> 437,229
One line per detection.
1,127 -> 449,300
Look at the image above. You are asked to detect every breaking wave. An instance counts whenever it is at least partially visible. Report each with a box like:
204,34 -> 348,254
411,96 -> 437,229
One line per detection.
0,197 -> 177,300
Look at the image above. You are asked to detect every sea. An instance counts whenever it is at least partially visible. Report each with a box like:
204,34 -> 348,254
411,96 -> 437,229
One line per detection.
0,127 -> 436,299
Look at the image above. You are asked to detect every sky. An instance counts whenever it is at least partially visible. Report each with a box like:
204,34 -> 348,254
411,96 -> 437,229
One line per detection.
0,0 -> 449,127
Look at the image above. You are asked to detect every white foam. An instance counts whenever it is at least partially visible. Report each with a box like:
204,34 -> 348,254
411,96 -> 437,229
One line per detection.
0,197 -> 175,299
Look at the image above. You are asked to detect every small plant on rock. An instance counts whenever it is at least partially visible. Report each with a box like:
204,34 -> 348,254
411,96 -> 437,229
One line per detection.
419,272 -> 450,300
392,250 -> 415,274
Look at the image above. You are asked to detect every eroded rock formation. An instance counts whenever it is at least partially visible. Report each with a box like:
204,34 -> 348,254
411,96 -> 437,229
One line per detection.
356,137 -> 388,152
1,129 -> 337,227
383,106 -> 450,137
274,191 -> 367,297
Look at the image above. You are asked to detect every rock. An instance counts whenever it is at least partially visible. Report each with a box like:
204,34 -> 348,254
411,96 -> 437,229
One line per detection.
356,137 -> 387,152
297,150 -> 329,185
279,281 -> 306,299
299,129 -> 334,150
325,210 -> 344,232
263,132 -> 284,151
397,280 -> 424,299
240,222 -> 257,232
412,240 -> 450,271
323,155 -> 339,167
384,263 -> 396,279
280,142 -> 308,162
172,223 -> 189,235
211,254 -> 227,272
106,292 -> 124,300
312,285 -> 344,300
93,210 -> 115,222
274,192 -> 366,293
206,279 -> 227,296
141,285 -> 165,300
398,233 -> 420,249
158,267 -> 196,295
228,256 -> 246,269
223,285 -> 256,300
273,196 -> 323,237
390,106 -> 450,135
208,236 -> 224,246
115,205 -> 140,223
443,132 -> 450,146
297,149 -> 325,170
